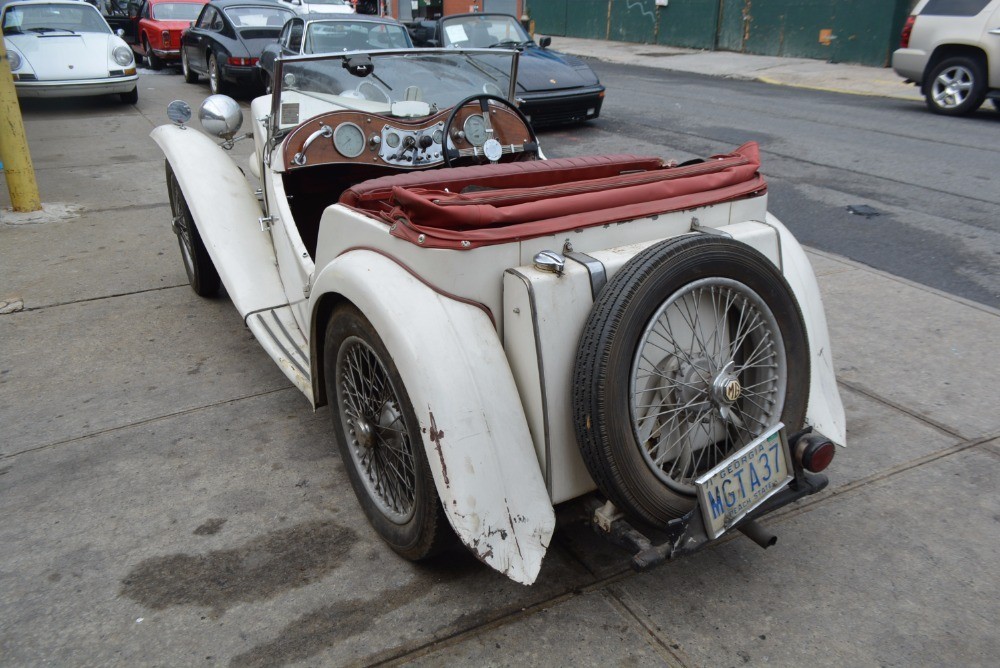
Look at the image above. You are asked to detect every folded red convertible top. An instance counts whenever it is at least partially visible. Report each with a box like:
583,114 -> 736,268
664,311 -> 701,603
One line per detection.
340,143 -> 766,250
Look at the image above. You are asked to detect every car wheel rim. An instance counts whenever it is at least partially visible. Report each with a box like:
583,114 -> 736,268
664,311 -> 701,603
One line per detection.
168,176 -> 197,280
932,65 -> 973,109
629,277 -> 787,494
336,336 -> 417,523
209,58 -> 218,93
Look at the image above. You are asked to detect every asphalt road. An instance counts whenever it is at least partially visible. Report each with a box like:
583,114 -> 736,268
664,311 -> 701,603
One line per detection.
537,61 -> 1000,309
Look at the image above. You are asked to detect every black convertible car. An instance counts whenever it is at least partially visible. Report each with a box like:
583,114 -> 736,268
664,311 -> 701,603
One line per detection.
180,0 -> 294,94
406,12 -> 605,127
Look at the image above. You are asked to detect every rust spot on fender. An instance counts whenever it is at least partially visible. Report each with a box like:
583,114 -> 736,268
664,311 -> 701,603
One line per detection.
428,410 -> 449,487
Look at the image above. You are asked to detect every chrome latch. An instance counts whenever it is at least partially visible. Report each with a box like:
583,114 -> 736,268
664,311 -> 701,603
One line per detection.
259,215 -> 273,232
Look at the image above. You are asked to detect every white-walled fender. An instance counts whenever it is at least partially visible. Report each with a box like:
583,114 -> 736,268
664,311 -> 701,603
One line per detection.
310,250 -> 556,584
151,124 -> 286,316
766,213 -> 847,447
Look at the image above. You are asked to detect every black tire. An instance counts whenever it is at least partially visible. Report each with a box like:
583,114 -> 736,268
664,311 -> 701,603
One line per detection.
324,305 -> 451,560
182,49 -> 198,83
165,161 -> 220,297
992,99 -> 1000,113
573,236 -> 810,526
120,87 -> 138,104
924,56 -> 987,116
144,37 -> 163,70
208,53 -> 227,95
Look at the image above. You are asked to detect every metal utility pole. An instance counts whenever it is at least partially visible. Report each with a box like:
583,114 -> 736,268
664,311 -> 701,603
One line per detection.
0,37 -> 41,212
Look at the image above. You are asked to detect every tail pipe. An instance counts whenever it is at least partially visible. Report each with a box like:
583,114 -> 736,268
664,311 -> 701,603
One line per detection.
739,520 -> 777,549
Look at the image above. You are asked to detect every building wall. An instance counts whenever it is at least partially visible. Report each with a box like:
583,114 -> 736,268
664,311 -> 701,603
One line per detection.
527,0 -> 918,67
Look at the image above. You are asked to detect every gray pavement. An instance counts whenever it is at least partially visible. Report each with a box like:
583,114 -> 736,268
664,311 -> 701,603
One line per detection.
2,50 -> 998,666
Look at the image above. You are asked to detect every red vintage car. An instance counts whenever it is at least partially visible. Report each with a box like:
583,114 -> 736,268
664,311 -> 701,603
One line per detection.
124,0 -> 207,69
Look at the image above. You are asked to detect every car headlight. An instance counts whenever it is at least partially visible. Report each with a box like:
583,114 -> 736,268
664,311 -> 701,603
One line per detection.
113,45 -> 133,66
8,50 -> 22,71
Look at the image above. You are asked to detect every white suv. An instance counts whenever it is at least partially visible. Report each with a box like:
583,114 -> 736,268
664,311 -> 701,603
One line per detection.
892,0 -> 1000,115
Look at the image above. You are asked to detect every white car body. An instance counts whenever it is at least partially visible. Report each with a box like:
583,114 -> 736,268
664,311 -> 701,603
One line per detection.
276,0 -> 355,16
1,0 -> 138,99
154,50 -> 846,585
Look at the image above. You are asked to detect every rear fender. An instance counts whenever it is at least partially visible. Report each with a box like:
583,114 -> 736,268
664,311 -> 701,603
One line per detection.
766,213 -> 847,447
310,250 -> 555,585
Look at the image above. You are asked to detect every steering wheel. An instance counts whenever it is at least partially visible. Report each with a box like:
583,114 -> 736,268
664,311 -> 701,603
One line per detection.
442,94 -> 539,168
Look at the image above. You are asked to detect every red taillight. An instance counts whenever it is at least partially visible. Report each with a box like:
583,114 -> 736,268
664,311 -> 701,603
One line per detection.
795,434 -> 836,473
226,57 -> 258,67
900,15 -> 916,49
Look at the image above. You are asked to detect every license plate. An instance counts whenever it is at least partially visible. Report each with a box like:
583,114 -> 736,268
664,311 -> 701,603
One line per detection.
695,423 -> 794,539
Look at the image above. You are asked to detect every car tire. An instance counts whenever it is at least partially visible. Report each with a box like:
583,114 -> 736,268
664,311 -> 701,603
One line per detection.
166,161 -> 220,297
208,52 -> 227,95
144,37 -> 163,70
572,236 -> 810,526
992,99 -> 1000,113
120,87 -> 138,104
182,49 -> 198,83
924,56 -> 987,116
324,304 -> 452,560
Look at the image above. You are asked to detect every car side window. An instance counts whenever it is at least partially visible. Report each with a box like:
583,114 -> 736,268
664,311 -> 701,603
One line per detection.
921,0 -> 991,16
210,9 -> 224,32
196,7 -> 214,29
288,21 -> 303,52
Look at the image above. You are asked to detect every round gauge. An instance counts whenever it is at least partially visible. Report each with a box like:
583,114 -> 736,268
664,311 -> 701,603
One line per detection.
463,114 -> 488,147
333,123 -> 366,158
385,132 -> 401,148
432,129 -> 444,145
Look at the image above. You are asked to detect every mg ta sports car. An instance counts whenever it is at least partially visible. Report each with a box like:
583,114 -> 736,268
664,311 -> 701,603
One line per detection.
154,47 -> 846,584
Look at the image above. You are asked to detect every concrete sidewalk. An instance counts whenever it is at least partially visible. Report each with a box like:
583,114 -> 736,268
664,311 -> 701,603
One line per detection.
1,72 -> 997,666
549,36 -> 923,102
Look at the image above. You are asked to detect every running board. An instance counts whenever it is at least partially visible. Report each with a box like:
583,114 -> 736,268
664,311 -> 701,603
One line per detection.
246,306 -> 313,402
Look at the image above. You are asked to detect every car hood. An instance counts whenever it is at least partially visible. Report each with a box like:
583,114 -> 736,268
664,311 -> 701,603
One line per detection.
7,32 -> 116,80
236,28 -> 283,57
515,45 -> 600,93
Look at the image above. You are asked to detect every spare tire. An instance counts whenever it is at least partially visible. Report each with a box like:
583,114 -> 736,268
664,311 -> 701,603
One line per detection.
573,235 -> 810,526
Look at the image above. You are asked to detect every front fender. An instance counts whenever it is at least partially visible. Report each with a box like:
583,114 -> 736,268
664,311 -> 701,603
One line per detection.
310,250 -> 555,585
151,124 -> 286,317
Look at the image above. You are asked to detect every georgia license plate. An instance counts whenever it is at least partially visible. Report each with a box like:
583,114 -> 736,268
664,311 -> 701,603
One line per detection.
695,423 -> 794,539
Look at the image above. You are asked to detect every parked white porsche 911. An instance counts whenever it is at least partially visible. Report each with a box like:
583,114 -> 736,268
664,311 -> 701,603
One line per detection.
154,47 -> 846,585
1,0 -> 138,102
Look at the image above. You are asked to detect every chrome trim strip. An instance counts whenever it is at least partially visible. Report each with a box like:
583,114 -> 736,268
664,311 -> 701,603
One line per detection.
507,269 -> 551,497
564,251 -> 607,300
256,312 -> 308,378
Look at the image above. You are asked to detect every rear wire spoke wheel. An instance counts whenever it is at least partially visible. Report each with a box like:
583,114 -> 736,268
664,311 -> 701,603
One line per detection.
573,236 -> 810,526
165,161 -> 220,297
324,305 -> 451,559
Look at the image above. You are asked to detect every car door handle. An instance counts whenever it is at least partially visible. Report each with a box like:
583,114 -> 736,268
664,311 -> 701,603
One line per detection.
989,28 -> 1000,34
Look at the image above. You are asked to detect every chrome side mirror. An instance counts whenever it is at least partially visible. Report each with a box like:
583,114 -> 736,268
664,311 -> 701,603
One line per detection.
199,95 -> 243,140
166,99 -> 192,126
116,28 -> 125,38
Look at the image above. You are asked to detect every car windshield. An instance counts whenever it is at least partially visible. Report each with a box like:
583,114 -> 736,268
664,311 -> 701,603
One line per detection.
273,50 -> 516,131
304,21 -> 410,53
2,3 -> 111,35
151,3 -> 204,21
224,5 -> 293,28
440,14 -> 530,48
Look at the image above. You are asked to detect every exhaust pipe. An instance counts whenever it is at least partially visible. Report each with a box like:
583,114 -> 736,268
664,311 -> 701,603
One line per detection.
739,520 -> 777,549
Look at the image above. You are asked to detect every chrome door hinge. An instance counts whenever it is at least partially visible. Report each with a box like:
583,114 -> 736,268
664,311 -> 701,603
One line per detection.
259,215 -> 273,231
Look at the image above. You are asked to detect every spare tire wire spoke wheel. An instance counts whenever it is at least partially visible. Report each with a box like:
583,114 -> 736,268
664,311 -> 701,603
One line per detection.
573,236 -> 810,526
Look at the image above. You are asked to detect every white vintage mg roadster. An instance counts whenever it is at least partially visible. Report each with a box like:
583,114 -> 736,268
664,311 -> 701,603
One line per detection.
154,48 -> 846,585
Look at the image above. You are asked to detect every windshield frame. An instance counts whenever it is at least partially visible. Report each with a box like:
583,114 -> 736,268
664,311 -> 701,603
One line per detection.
267,48 -> 521,141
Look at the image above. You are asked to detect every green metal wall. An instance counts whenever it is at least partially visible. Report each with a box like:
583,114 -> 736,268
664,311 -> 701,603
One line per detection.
528,0 -> 916,67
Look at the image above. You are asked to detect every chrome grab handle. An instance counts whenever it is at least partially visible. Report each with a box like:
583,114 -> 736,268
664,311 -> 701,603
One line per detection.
988,28 -> 1000,34
293,125 -> 333,166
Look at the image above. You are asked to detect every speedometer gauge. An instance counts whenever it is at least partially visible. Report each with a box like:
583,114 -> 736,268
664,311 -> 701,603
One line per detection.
334,123 -> 366,158
463,114 -> 488,146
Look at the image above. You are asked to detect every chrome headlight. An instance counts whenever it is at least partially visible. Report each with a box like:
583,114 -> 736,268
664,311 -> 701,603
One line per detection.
113,45 -> 133,66
8,49 -> 22,71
